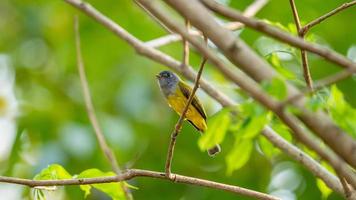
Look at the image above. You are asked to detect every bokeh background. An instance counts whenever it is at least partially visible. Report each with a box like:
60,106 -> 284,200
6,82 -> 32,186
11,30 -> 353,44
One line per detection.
0,0 -> 355,199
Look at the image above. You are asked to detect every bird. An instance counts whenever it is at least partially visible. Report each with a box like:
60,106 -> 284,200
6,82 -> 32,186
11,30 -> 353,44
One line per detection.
156,70 -> 221,156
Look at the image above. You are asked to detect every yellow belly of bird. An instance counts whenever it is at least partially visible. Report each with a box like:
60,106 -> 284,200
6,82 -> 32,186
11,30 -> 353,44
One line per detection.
167,94 -> 207,132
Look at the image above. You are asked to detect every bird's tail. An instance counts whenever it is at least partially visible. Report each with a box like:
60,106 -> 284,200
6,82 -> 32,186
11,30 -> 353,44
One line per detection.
207,144 -> 221,157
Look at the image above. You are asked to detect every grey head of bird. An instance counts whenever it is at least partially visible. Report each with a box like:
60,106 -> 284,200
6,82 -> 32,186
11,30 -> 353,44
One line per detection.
156,70 -> 180,97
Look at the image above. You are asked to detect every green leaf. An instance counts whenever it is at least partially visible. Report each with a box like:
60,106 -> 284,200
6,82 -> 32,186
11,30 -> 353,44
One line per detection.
226,138 -> 253,175
238,114 -> 270,139
262,77 -> 287,100
198,107 -> 232,151
306,93 -> 326,111
317,179 -> 332,200
257,135 -> 281,159
34,164 -> 71,180
78,168 -> 129,200
327,85 -> 356,137
234,101 -> 271,139
270,118 -> 293,142
268,53 -> 296,79
262,20 -> 290,32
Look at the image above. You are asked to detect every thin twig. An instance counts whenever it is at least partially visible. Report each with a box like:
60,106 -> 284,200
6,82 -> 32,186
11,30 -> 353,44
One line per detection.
134,0 -> 173,34
289,0 -> 313,90
165,36 -> 208,178
182,19 -> 190,68
340,176 -> 352,199
0,169 -> 280,200
300,0 -> 356,35
144,0 -> 268,48
64,0 -> 344,195
282,68 -> 356,105
74,16 -> 131,199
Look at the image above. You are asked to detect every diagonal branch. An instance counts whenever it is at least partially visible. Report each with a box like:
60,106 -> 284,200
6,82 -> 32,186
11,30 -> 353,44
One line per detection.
144,0 -> 269,48
64,0 -> 344,194
283,68 -> 355,105
137,0 -> 356,189
261,127 -> 343,194
74,16 -> 131,199
194,0 -> 356,169
289,0 -> 313,90
200,0 -> 356,72
300,0 -> 356,35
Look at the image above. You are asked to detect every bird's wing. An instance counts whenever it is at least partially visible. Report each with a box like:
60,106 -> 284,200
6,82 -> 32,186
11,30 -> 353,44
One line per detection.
178,81 -> 207,120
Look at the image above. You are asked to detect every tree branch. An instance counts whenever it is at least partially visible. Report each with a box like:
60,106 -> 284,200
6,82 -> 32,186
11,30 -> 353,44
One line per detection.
283,68 -> 355,105
289,0 -> 313,90
137,0 -> 356,189
144,0 -> 269,48
182,19 -> 190,68
64,0 -> 345,194
74,16 -> 131,199
165,36 -> 207,177
180,0 -> 356,169
0,169 -> 280,200
261,127 -> 343,194
300,0 -> 356,35
200,0 -> 356,72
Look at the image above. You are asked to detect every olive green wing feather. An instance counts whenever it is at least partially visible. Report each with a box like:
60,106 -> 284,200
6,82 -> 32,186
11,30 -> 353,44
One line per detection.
178,81 -> 207,120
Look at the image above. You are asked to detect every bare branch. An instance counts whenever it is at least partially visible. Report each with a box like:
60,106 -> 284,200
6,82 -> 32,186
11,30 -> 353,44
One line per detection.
144,0 -> 268,48
283,68 -> 355,105
165,37 -> 207,177
137,0 -> 356,189
134,0 -> 173,34
200,0 -> 356,71
74,16 -> 131,199
182,19 -> 190,68
289,0 -> 313,90
0,169 -> 281,200
300,0 -> 356,35
262,127 -> 343,194
64,0 -> 345,194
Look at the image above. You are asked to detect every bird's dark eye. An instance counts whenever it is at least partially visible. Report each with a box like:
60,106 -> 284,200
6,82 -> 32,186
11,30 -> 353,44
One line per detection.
168,73 -> 171,77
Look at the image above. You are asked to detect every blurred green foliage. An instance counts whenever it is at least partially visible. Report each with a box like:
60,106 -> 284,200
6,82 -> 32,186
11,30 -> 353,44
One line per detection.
0,0 -> 355,199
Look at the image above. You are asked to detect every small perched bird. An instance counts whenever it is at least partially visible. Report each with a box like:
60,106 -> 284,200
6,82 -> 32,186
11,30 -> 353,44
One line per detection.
156,70 -> 221,156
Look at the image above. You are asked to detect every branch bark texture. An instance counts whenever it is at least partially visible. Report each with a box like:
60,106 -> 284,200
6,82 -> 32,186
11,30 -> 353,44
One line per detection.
0,169 -> 280,200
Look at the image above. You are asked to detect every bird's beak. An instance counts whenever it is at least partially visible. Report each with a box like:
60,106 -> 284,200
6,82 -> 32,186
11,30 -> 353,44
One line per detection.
155,74 -> 161,79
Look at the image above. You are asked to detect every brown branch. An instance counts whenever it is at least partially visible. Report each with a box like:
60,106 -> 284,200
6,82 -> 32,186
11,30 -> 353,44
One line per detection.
74,16 -> 131,199
262,127 -> 343,194
339,175 -> 353,200
144,0 -> 268,48
134,0 -> 173,34
289,0 -> 313,90
137,0 -> 356,190
300,0 -> 356,35
64,0 -> 344,195
287,0 -> 356,96
200,0 -> 356,72
0,169 -> 280,200
283,68 -> 355,105
192,0 -> 356,169
182,19 -> 190,68
165,37 -> 208,177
